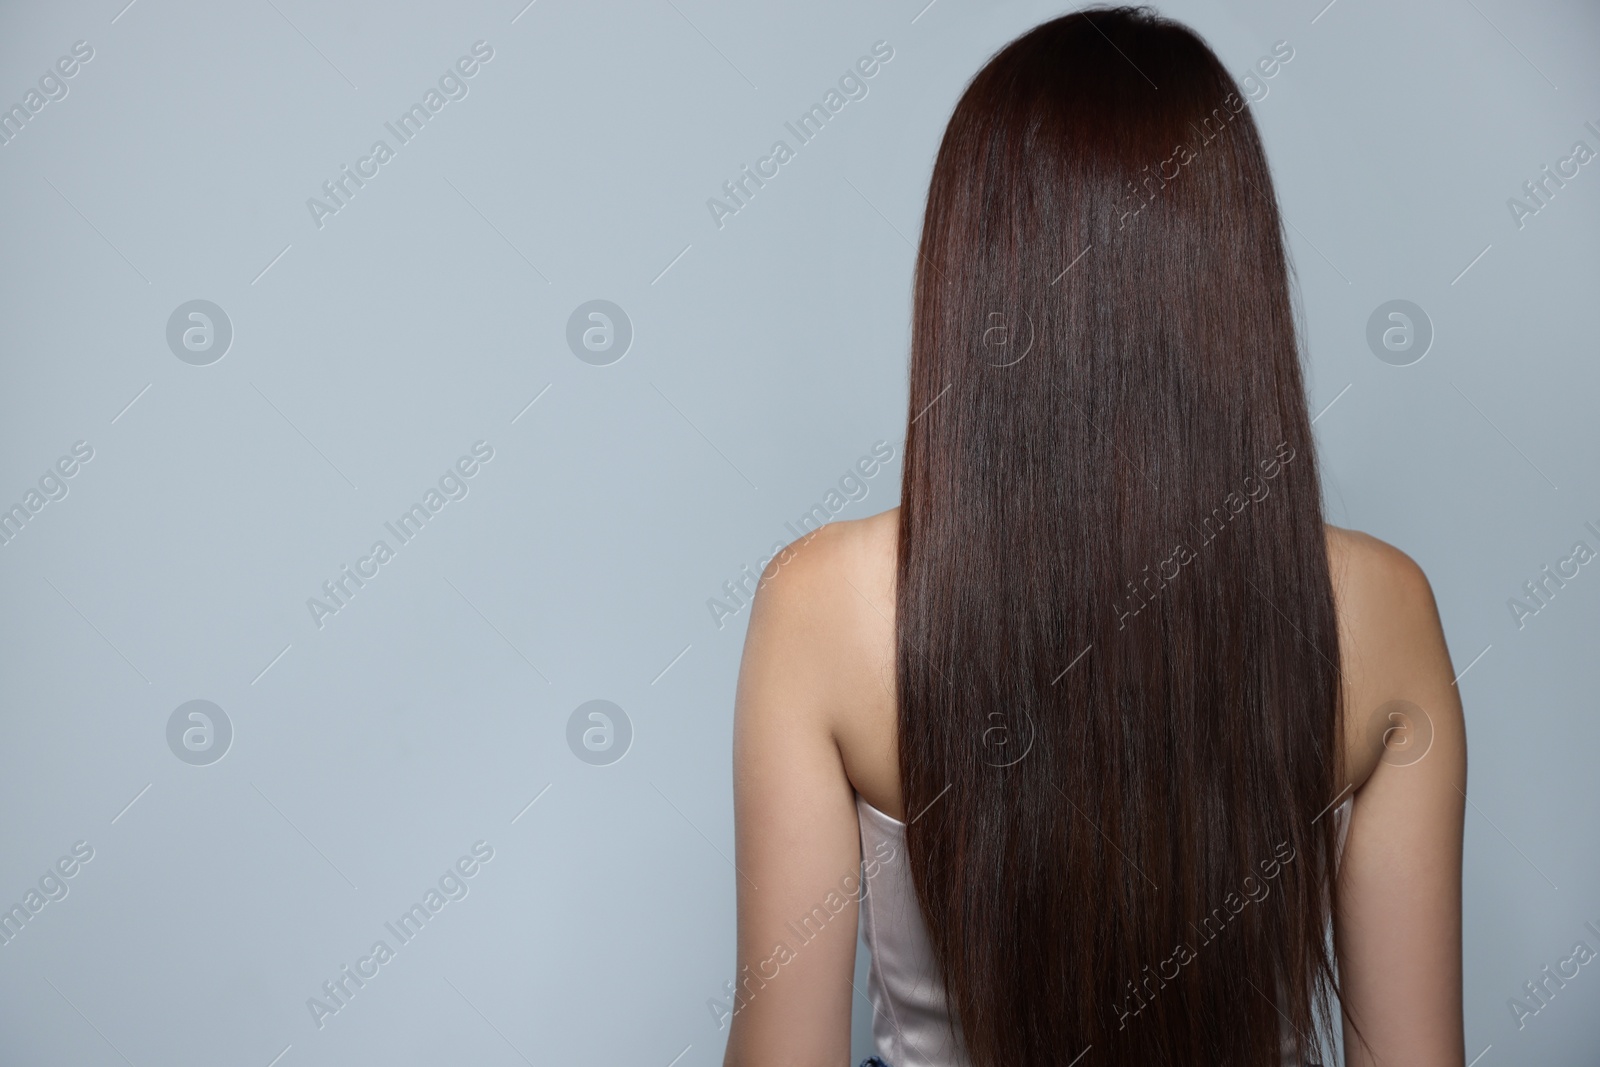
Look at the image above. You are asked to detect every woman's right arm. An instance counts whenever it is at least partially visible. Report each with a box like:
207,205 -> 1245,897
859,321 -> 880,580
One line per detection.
1332,532 -> 1467,1066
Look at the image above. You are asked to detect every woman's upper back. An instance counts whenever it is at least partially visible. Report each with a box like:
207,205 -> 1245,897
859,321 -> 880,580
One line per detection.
808,507 -> 1431,822
728,506 -> 1464,1066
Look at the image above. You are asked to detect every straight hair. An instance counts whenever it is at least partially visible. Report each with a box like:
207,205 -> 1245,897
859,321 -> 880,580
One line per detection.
895,7 -> 1347,1064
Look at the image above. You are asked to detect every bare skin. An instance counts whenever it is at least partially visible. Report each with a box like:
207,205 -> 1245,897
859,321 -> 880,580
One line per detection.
725,506 -> 1465,1067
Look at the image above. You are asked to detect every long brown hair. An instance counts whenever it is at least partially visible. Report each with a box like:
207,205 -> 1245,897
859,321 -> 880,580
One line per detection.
896,7 -> 1346,1064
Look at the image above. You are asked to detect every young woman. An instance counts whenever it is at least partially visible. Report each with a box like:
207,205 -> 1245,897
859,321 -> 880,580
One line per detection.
724,7 -> 1465,1065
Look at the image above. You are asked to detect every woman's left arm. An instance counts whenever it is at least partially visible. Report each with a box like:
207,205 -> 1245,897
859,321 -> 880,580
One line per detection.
723,531 -> 867,1067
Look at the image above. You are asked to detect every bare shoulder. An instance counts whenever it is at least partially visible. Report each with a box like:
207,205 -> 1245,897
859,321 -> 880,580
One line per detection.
1326,525 -> 1435,608
740,507 -> 899,704
1324,524 -> 1462,790
735,508 -> 901,805
1325,524 -> 1446,675
746,507 -> 897,634
757,505 -> 897,590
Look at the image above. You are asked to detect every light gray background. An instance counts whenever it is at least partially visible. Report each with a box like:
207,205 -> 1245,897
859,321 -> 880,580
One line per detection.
0,0 -> 1596,1064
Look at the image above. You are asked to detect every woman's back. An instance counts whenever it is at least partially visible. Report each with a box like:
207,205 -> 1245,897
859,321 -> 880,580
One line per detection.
726,508 -> 1463,1065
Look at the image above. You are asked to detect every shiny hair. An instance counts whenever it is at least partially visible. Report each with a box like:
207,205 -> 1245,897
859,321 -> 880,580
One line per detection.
895,7 -> 1346,1063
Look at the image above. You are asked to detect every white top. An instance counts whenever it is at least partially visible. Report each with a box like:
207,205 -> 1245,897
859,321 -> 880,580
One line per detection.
855,791 -> 1354,1066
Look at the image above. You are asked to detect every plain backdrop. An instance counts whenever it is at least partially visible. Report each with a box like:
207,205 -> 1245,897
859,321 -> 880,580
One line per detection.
0,1 -> 1596,1064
